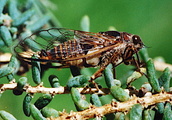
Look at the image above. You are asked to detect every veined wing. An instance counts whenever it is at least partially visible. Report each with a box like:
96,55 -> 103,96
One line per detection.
15,28 -> 76,53
14,28 -> 122,63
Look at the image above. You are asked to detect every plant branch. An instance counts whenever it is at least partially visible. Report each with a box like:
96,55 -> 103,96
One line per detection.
1,82 -> 171,119
49,92 -> 172,120
0,82 -> 109,95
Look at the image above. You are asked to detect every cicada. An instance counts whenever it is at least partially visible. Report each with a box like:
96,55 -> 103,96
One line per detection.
14,28 -> 144,80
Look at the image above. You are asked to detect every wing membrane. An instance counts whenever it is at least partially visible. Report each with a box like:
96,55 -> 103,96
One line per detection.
14,28 -> 121,64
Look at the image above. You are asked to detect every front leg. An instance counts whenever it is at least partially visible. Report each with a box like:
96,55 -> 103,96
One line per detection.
89,53 -> 112,89
88,66 -> 107,90
90,51 -> 112,81
90,66 -> 107,81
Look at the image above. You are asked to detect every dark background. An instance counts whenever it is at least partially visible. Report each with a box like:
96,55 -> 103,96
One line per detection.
1,0 -> 172,119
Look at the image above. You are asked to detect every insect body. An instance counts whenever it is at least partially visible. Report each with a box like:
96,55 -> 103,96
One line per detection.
15,28 -> 144,80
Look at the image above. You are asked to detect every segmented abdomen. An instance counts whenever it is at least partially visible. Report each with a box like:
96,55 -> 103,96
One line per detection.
47,39 -> 85,60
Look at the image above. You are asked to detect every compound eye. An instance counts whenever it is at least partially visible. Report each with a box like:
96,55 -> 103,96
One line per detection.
132,35 -> 141,45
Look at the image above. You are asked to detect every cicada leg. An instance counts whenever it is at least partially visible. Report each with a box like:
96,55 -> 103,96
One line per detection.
89,51 -> 114,90
112,64 -> 116,79
88,66 -> 107,90
70,66 -> 81,77
90,67 -> 106,80
132,55 -> 148,79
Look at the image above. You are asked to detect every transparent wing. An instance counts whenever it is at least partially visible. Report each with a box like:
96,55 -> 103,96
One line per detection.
15,28 -> 75,53
14,28 -> 121,63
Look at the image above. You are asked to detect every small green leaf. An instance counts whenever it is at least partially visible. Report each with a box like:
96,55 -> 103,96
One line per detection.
67,75 -> 89,89
129,104 -> 143,120
104,65 -> 121,88
156,102 -> 164,114
143,109 -> 152,120
49,75 -> 60,88
71,87 -> 82,102
77,99 -> 90,110
99,95 -> 114,105
34,94 -> 53,110
141,83 -> 152,92
8,0 -> 21,19
18,31 -> 41,52
10,27 -> 18,34
127,68 -> 146,85
30,104 -> 46,120
91,94 -> 102,107
146,59 -> 161,92
41,107 -> 59,118
24,37 -> 41,52
163,102 -> 172,120
104,65 -> 115,88
0,0 -> 7,14
71,87 -> 90,110
0,39 -> 5,47
0,26 -> 12,47
17,77 -> 28,90
158,67 -> 170,92
0,67 -> 14,78
12,9 -> 35,26
23,94 -> 32,117
31,55 -> 41,84
7,56 -> 19,81
27,15 -> 50,32
80,15 -> 90,32
8,56 -> 18,69
0,110 -> 17,120
110,86 -> 129,102
115,112 -> 125,120
139,48 -> 149,63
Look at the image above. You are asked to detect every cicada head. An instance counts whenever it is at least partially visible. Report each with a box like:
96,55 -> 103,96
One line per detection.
119,32 -> 144,65
121,32 -> 144,52
131,35 -> 144,51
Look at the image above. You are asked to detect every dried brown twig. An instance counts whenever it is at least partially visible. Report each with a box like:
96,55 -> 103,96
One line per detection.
48,92 -> 172,120
0,82 -> 109,95
0,82 -> 172,120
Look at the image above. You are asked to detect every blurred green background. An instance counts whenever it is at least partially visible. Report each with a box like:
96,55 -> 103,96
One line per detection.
52,0 -> 172,63
1,0 -> 172,119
